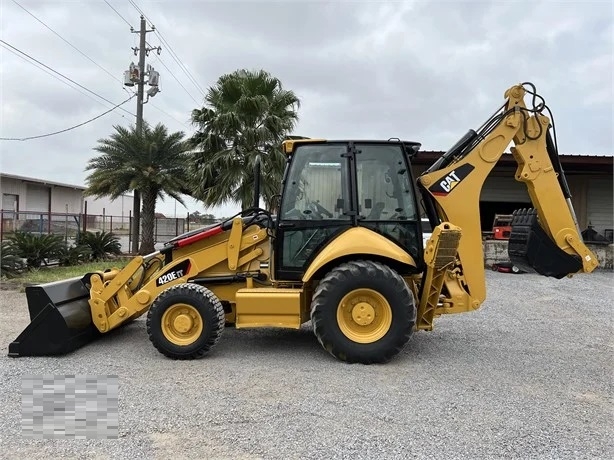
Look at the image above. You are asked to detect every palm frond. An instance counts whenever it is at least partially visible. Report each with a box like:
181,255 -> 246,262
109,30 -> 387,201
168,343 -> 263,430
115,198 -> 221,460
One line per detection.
188,68 -> 301,209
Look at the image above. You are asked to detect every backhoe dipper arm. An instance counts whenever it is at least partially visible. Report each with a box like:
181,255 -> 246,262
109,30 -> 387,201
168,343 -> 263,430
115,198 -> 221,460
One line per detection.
416,83 -> 599,311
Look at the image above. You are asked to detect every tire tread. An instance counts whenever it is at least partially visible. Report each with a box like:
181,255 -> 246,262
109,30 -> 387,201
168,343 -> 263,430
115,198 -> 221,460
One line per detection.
146,283 -> 225,360
310,259 -> 416,364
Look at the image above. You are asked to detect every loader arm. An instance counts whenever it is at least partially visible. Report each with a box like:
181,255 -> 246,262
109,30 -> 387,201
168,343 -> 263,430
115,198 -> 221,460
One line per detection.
416,83 -> 598,316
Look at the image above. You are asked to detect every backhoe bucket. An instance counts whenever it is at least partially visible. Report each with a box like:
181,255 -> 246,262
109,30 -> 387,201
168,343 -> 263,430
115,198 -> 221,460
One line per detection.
8,276 -> 100,357
508,208 -> 582,279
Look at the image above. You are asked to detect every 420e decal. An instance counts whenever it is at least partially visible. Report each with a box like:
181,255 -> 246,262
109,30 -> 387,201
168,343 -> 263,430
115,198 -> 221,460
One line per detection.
155,259 -> 191,287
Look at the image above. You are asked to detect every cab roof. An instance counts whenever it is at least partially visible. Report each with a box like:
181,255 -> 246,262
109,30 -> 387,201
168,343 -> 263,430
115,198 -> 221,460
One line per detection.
281,138 -> 422,155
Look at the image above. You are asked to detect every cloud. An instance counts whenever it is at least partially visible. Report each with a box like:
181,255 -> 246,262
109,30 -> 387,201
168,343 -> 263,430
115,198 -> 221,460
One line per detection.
0,0 -> 612,218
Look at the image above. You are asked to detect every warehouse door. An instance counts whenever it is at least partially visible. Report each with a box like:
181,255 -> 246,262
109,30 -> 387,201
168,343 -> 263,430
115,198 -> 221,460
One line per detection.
2,193 -> 18,213
478,176 -> 531,231
587,178 -> 613,240
2,193 -> 19,232
26,183 -> 50,213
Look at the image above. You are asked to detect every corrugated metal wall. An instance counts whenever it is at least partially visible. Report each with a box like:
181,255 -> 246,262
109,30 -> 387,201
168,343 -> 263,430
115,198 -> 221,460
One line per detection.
51,187 -> 84,213
479,175 -> 530,203
587,178 -> 613,234
25,183 -> 50,212
0,178 -> 27,210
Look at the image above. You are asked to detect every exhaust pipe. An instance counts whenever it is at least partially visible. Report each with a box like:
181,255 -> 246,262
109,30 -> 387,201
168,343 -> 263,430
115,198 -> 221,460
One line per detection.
8,275 -> 101,357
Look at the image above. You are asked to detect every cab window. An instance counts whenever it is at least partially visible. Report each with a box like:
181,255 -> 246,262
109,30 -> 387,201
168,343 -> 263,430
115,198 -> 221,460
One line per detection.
280,144 -> 350,221
355,144 -> 417,221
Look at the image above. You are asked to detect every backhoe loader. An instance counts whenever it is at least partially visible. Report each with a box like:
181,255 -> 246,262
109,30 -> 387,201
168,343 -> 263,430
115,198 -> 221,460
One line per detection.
8,82 -> 599,364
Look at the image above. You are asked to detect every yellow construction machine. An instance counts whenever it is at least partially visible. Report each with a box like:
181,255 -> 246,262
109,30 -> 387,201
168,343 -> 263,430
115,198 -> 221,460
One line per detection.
8,82 -> 599,364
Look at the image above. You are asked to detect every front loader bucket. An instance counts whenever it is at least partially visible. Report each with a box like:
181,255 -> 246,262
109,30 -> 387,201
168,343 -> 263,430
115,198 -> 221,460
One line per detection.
508,208 -> 582,279
8,276 -> 101,357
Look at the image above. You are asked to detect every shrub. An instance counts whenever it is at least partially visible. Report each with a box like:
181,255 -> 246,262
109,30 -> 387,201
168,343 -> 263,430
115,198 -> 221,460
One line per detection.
78,231 -> 122,260
57,244 -> 93,266
8,232 -> 65,268
0,241 -> 25,278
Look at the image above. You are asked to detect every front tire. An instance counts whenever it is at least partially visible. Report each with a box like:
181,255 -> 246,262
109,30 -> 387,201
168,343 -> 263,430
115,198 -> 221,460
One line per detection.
310,260 -> 416,364
146,283 -> 225,359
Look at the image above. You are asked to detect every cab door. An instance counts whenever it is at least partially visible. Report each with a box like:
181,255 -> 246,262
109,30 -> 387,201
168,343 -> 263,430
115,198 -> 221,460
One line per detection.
353,143 -> 423,263
274,143 -> 352,281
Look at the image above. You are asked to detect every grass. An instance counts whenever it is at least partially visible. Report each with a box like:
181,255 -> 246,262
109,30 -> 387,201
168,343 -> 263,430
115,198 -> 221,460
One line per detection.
0,258 -> 131,292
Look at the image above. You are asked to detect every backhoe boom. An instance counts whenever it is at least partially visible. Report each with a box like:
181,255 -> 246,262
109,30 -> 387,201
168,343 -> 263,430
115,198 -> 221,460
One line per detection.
416,83 -> 598,315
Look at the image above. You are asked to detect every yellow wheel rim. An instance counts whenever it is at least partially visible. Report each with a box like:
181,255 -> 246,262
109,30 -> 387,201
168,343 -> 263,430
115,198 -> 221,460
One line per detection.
161,303 -> 203,346
336,288 -> 392,343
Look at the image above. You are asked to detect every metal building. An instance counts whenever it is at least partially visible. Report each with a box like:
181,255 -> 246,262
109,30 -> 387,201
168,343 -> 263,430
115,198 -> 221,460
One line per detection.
411,152 -> 613,241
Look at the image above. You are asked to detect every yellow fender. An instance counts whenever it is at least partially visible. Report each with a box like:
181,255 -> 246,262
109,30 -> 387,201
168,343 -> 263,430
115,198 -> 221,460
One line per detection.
301,227 -> 417,282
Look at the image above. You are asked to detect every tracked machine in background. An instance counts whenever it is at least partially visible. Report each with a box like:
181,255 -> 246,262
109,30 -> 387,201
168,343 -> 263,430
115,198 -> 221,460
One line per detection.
8,83 -> 599,364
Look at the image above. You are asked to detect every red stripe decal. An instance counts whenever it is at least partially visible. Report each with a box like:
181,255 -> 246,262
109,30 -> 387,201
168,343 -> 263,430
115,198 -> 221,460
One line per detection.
175,225 -> 223,248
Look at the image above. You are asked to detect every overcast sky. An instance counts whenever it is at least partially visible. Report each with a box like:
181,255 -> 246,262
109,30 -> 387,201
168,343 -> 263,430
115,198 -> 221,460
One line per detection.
1,0 -> 612,217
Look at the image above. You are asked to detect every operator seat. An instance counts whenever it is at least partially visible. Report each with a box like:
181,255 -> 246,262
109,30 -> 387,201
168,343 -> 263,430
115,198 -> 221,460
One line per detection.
366,202 -> 386,220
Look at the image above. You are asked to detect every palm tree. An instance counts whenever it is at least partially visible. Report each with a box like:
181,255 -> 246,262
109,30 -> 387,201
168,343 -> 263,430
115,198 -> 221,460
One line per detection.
85,122 -> 190,255
188,69 -> 301,211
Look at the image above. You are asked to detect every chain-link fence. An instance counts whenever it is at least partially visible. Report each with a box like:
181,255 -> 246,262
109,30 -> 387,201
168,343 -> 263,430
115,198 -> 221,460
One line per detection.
0,210 -> 191,253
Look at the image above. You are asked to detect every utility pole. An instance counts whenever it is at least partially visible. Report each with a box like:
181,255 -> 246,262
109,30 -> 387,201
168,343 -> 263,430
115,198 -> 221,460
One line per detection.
126,16 -> 160,254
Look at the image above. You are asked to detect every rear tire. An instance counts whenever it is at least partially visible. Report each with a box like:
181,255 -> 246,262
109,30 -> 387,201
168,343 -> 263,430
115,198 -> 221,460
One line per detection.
310,260 -> 416,364
146,283 -> 225,359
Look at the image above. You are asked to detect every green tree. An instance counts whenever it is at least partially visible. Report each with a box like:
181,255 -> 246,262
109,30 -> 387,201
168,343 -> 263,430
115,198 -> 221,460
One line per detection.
188,69 -> 301,210
85,122 -> 190,255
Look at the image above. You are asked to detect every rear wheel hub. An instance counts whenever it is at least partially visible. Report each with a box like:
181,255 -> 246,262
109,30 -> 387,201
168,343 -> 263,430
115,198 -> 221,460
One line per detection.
336,288 -> 392,343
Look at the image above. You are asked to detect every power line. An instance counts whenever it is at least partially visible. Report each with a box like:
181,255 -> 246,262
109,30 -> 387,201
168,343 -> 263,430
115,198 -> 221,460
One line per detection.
0,95 -> 136,141
0,42 -> 130,123
148,102 -> 190,129
155,54 -> 200,105
0,39 -> 136,118
103,6 -> 197,128
1,42 -> 113,110
12,0 -> 124,86
127,0 -> 147,20
129,0 -> 206,99
104,0 -> 133,28
153,29 -> 206,98
12,0 -> 135,106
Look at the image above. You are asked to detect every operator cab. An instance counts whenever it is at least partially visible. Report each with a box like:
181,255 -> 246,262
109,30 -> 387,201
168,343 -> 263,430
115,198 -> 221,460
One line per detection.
275,139 -> 424,281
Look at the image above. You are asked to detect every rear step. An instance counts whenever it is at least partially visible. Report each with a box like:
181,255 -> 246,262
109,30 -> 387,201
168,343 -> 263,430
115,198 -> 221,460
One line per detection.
508,208 -> 582,279
416,223 -> 462,330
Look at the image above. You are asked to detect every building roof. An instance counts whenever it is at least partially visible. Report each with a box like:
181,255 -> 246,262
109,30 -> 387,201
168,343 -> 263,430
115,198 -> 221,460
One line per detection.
413,151 -> 613,174
1,172 -> 86,190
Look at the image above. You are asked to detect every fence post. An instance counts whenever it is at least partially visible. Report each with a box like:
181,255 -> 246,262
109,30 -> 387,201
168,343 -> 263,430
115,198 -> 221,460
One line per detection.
64,204 -> 68,244
187,212 -> 190,232
128,210 -> 132,253
175,218 -> 179,236
83,201 -> 88,233
0,209 -> 3,242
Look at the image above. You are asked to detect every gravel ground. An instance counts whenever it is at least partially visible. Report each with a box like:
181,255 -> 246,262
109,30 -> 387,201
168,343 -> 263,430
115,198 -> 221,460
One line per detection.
0,270 -> 612,459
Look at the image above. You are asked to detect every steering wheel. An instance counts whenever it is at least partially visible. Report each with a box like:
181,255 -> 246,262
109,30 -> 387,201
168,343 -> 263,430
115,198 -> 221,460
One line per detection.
285,208 -> 306,220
